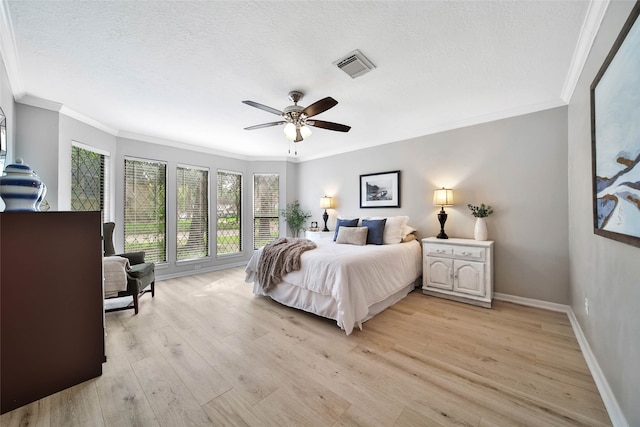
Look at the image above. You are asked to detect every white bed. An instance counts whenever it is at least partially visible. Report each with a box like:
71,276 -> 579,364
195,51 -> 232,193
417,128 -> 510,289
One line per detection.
245,238 -> 422,334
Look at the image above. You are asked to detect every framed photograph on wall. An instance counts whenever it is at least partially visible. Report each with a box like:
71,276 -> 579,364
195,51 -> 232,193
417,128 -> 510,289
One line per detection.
590,2 -> 640,248
360,170 -> 400,208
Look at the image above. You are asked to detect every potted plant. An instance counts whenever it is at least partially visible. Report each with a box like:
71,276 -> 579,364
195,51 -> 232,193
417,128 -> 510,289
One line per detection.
467,203 -> 493,240
280,200 -> 312,238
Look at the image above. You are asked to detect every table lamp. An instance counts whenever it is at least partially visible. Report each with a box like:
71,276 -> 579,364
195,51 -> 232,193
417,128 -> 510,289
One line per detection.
433,188 -> 454,239
320,196 -> 333,232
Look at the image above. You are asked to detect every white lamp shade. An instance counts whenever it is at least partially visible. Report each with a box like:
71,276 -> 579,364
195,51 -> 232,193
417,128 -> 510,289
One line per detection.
300,125 -> 312,139
320,196 -> 333,209
284,123 -> 297,140
433,188 -> 454,206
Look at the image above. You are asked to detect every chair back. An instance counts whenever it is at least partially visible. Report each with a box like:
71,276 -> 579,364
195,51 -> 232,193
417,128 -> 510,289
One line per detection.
103,222 -> 116,257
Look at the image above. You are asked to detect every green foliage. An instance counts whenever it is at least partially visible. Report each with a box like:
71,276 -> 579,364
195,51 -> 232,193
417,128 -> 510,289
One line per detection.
280,200 -> 312,237
467,203 -> 494,218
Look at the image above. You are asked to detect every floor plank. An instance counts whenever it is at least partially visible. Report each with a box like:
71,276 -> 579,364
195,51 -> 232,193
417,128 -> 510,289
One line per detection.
0,267 -> 612,426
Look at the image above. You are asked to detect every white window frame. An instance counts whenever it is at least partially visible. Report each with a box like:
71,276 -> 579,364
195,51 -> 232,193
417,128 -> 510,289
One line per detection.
71,141 -> 112,222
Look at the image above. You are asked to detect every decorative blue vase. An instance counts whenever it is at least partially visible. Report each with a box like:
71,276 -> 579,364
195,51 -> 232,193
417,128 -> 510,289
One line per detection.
0,158 -> 45,212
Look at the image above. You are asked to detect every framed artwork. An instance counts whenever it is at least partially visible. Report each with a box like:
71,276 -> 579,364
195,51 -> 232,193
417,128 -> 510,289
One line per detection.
590,2 -> 640,248
359,170 -> 400,208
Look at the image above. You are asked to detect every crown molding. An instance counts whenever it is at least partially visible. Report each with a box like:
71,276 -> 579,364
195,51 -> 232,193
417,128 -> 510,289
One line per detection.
116,131 -> 254,161
15,93 -> 62,111
298,98 -> 567,162
15,93 -> 295,162
0,0 -> 25,98
15,93 -> 118,135
60,105 -> 118,135
561,0 -> 611,102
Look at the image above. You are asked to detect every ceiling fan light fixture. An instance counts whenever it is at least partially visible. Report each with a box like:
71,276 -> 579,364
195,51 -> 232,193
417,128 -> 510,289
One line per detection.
284,123 -> 297,140
243,91 -> 350,150
300,125 -> 312,139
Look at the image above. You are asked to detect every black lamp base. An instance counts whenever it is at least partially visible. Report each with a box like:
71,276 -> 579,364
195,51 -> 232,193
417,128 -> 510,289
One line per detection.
322,209 -> 329,232
437,208 -> 449,239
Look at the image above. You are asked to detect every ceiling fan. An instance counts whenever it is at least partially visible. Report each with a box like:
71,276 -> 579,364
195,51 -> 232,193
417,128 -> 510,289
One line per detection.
242,91 -> 351,145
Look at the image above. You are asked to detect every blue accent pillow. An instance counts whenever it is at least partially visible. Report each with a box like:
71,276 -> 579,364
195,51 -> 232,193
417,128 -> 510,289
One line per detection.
362,218 -> 386,245
333,218 -> 359,241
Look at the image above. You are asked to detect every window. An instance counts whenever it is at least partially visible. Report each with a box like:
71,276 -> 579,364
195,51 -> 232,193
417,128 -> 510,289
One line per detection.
71,143 -> 110,221
177,165 -> 209,260
217,170 -> 242,254
124,158 -> 167,263
253,174 -> 279,249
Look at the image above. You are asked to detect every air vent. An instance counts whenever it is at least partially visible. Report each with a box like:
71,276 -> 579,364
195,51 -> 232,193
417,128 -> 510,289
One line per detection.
333,49 -> 376,79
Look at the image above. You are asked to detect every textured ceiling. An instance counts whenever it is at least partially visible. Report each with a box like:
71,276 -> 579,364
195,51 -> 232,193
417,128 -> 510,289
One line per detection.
3,1 -> 597,161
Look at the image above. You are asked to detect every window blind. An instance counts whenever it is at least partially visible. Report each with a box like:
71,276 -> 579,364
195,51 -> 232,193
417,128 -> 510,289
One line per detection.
124,158 -> 167,263
253,173 -> 279,249
216,170 -> 242,254
177,165 -> 209,260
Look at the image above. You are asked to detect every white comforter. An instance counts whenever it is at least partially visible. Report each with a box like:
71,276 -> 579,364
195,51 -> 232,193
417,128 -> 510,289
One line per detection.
245,239 -> 422,334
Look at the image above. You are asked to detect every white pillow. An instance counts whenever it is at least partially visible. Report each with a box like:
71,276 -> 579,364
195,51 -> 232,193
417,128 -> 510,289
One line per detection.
362,216 -> 409,244
336,226 -> 368,246
383,216 -> 409,244
402,224 -> 417,238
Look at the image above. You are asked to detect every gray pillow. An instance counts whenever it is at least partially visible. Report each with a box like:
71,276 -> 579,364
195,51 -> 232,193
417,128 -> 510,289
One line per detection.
336,226 -> 368,246
333,218 -> 359,241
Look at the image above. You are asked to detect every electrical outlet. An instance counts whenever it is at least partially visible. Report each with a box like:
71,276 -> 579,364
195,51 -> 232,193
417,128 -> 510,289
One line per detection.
585,297 -> 589,315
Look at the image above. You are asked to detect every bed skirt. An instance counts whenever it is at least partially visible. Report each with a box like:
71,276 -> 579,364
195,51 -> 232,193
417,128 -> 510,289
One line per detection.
252,278 -> 417,333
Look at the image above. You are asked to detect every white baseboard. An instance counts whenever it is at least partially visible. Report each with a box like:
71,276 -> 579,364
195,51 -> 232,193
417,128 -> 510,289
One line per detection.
494,293 -> 628,427
155,261 -> 247,282
494,292 -> 569,313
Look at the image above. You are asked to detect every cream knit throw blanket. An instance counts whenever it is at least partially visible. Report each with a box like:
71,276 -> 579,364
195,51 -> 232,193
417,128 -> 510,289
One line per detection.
257,237 -> 317,291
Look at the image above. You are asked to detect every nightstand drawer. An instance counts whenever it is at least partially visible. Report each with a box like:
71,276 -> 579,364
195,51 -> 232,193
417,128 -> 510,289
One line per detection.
453,246 -> 486,261
425,245 -> 453,257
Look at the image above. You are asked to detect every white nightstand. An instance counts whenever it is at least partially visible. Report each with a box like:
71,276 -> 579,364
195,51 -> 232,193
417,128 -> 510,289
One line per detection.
305,230 -> 334,241
422,237 -> 494,308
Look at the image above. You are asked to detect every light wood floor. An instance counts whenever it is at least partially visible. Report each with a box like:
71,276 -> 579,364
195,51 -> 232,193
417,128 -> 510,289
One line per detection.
2,267 -> 611,426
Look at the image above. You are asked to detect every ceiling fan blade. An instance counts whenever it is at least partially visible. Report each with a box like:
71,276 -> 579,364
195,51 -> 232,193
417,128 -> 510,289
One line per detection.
307,120 -> 351,132
244,121 -> 286,130
302,97 -> 338,118
295,128 -> 303,142
242,100 -> 283,116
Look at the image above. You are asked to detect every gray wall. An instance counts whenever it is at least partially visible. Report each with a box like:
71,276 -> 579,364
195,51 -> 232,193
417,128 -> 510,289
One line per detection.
0,54 -> 15,211
297,107 -> 569,303
568,1 -> 639,425
15,104 -> 60,209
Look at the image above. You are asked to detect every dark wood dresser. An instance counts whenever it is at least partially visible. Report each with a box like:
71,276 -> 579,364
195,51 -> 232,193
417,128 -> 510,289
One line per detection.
0,211 -> 105,414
